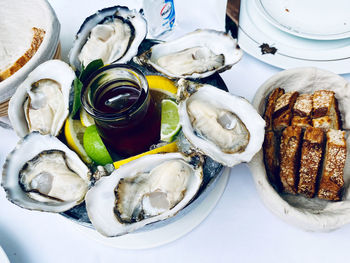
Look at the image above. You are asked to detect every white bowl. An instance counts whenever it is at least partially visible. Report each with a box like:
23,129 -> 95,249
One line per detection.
250,67 -> 350,231
0,0 -> 60,103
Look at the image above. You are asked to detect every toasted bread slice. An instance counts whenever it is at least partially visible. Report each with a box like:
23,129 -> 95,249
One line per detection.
318,129 -> 346,201
264,88 -> 285,131
297,127 -> 324,198
0,27 -> 45,81
312,116 -> 332,131
312,90 -> 341,130
273,91 -> 299,132
293,94 -> 313,117
291,116 -> 311,128
291,94 -> 312,129
263,131 -> 281,190
279,125 -> 303,194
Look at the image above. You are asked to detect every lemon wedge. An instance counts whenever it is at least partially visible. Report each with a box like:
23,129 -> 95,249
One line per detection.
64,115 -> 92,164
113,142 -> 178,169
146,75 -> 177,95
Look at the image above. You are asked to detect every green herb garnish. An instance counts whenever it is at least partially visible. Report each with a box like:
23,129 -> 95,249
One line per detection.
71,59 -> 104,117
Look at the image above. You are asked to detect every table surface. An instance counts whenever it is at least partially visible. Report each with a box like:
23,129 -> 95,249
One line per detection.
1,1 -> 350,262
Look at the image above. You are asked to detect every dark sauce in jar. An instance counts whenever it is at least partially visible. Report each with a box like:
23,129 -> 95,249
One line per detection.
93,80 -> 145,113
88,76 -> 161,158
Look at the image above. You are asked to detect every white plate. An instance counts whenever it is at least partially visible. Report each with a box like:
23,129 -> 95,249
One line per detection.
255,0 -> 350,40
0,246 -> 10,263
69,167 -> 229,249
238,0 -> 350,74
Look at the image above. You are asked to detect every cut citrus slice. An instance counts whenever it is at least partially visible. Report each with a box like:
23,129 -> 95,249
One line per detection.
113,142 -> 178,169
146,75 -> 177,96
160,99 -> 181,142
83,125 -> 113,166
80,108 -> 95,127
64,116 -> 92,164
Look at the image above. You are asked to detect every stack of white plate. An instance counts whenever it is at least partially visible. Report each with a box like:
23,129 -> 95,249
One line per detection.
238,0 -> 350,74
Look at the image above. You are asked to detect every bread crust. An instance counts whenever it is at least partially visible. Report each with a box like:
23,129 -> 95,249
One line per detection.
279,125 -> 303,194
297,127 -> 324,197
273,91 -> 299,132
0,27 -> 45,81
264,88 -> 284,131
312,90 -> 342,130
291,116 -> 311,128
291,94 -> 312,129
263,131 -> 281,189
318,129 -> 346,201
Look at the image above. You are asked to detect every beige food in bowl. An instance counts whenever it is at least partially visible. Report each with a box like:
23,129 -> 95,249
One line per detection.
0,0 -> 60,104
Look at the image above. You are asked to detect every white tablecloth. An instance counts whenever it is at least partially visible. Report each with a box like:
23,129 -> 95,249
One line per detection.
1,0 -> 350,262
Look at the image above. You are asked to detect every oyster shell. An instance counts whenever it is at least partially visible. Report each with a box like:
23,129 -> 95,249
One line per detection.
1,132 -> 91,212
250,67 -> 350,231
8,60 -> 75,137
136,29 -> 242,79
69,6 -> 147,71
85,152 -> 203,237
178,79 -> 265,167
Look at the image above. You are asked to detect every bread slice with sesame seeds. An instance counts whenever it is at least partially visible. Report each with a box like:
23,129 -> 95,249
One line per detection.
272,91 -> 299,132
318,129 -> 346,201
264,87 -> 284,131
297,127 -> 324,198
279,125 -> 303,194
312,90 -> 342,131
291,94 -> 313,129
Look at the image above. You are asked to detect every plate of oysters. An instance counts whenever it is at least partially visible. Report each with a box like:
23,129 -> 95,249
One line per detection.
0,3 -> 268,247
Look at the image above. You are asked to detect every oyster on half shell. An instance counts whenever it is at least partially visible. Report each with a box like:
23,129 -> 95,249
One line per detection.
136,29 -> 242,79
85,152 -> 203,237
1,132 -> 91,213
69,6 -> 147,71
8,60 -> 75,137
177,79 -> 265,167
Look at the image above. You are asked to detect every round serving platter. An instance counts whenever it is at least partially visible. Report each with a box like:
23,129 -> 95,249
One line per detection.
0,2 -> 241,247
58,38 -> 232,241
70,168 -> 229,249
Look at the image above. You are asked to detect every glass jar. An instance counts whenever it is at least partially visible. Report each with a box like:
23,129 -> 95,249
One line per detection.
81,64 -> 160,158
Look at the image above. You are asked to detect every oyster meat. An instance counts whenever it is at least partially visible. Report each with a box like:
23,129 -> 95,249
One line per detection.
187,99 -> 249,154
178,79 -> 265,167
69,6 -> 147,71
136,29 -> 242,79
8,60 -> 75,137
1,132 -> 91,212
85,152 -> 203,237
19,150 -> 87,203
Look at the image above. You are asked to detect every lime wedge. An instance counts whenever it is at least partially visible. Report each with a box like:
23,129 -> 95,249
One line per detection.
83,125 -> 113,166
160,99 -> 181,142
